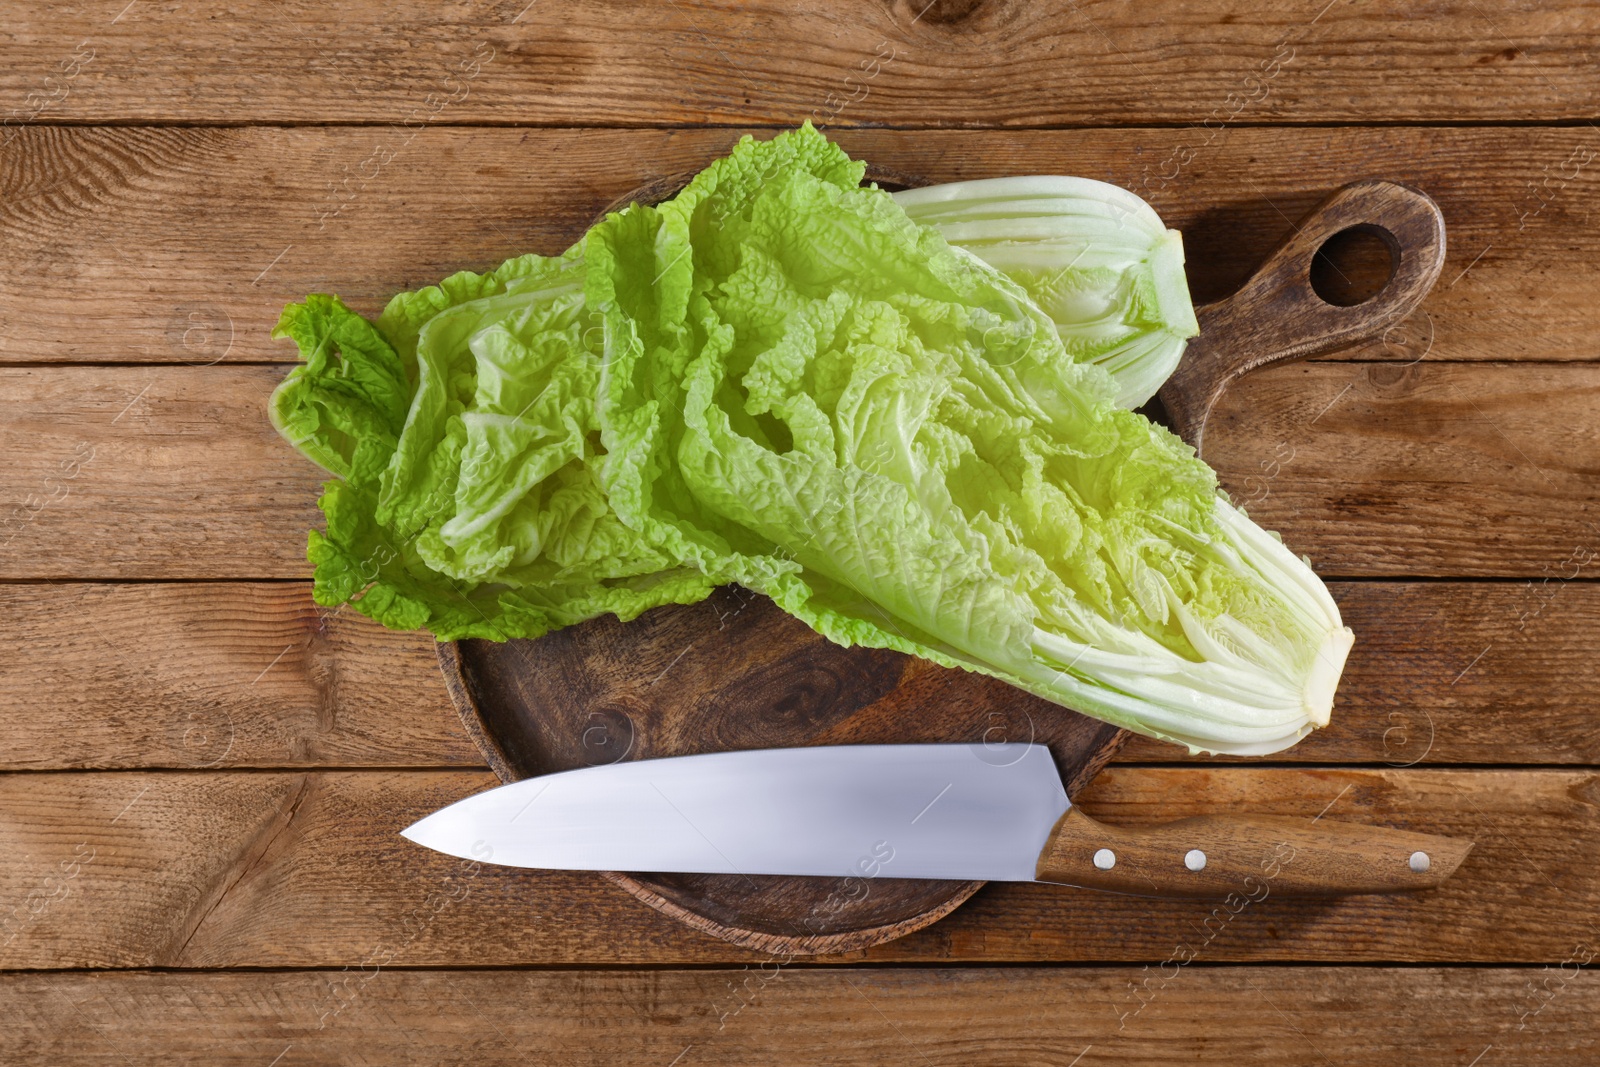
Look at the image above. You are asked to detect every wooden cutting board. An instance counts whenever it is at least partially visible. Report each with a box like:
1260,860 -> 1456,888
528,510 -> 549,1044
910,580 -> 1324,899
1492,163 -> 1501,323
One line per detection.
437,173 -> 1446,956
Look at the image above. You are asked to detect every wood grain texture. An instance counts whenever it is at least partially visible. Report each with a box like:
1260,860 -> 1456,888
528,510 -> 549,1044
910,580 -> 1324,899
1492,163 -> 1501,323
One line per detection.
3,125 -> 1599,366
3,0 -> 1595,1057
1,767 -> 1593,968
2,966 -> 1592,1066
3,362 -> 1593,579
0,366 -> 317,578
2,0 -> 1596,126
0,582 -> 476,769
4,579 -> 1595,770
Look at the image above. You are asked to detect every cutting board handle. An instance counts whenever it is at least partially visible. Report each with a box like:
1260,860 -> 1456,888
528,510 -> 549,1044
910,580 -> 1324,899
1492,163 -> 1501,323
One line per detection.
1157,179 -> 1447,456
1036,805 -> 1472,897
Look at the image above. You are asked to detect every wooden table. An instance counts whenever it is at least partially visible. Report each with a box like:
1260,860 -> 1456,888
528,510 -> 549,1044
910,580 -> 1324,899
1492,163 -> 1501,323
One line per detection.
4,2 -> 1598,1062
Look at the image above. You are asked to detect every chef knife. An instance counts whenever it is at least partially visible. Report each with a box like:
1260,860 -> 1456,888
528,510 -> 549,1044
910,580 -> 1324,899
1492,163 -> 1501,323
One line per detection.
402,743 -> 1471,897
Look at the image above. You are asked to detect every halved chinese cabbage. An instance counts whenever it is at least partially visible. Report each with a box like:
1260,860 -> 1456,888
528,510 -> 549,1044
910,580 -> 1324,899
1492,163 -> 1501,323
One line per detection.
895,176 -> 1199,409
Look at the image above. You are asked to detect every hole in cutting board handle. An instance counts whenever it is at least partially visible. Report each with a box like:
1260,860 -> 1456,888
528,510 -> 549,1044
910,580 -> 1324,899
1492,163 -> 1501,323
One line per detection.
1310,224 -> 1399,307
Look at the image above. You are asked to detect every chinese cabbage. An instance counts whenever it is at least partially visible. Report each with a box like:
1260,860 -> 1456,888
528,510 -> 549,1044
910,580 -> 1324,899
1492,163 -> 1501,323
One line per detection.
269,123 -> 1351,755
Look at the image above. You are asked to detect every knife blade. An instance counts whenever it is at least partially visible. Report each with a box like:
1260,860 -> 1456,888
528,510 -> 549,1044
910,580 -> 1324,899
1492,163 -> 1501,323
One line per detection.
401,744 -> 1472,897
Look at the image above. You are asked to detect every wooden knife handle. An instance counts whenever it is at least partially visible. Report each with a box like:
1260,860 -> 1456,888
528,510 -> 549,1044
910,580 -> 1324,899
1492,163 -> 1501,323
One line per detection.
1035,805 -> 1472,897
1157,179 -> 1447,457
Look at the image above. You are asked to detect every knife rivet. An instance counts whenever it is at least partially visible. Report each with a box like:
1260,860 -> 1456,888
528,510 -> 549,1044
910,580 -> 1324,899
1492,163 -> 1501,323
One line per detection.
1409,850 -> 1431,873
1184,849 -> 1207,872
1093,848 -> 1116,870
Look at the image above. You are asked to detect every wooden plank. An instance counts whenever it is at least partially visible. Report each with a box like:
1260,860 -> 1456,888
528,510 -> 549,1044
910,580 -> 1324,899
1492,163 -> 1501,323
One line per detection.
0,767 -> 1592,967
0,366 -> 319,578
1205,361 -> 1600,578
3,125 -> 1598,366
5,580 -> 1597,769
1,966 -> 1590,1066
2,1 -> 1596,127
2,362 -> 1593,580
0,583 -> 478,770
